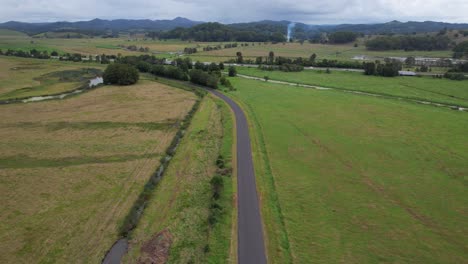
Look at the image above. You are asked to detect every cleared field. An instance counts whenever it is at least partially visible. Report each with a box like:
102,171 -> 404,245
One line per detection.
0,80 -> 197,263
0,31 -> 232,57
0,56 -> 104,100
236,67 -> 468,107
226,77 -> 468,263
195,41 -> 453,62
124,94 -> 235,263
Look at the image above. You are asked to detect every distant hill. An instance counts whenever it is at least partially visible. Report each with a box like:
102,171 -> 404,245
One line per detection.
0,17 -> 203,35
323,20 -> 468,34
1,18 -> 467,37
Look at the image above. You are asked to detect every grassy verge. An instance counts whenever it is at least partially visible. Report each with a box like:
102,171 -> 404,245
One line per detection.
205,96 -> 236,263
236,67 -> 468,108
123,94 -> 235,263
224,76 -> 468,263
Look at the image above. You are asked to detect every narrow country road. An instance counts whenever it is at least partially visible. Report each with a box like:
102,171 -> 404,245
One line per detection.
208,89 -> 267,264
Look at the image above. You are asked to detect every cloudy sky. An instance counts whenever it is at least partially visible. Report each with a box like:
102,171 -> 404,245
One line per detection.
0,0 -> 467,24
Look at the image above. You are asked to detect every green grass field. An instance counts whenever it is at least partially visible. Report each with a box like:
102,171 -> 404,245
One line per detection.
0,56 -> 105,100
1,30 -> 467,264
194,41 -> 453,62
0,80 -> 197,263
236,67 -> 468,107
225,76 -> 468,263
124,93 -> 235,263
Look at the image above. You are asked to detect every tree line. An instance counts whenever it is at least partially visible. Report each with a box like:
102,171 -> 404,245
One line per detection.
453,41 -> 468,59
229,51 -> 364,70
0,48 -> 117,63
109,55 -> 236,89
365,35 -> 451,51
157,22 -> 287,42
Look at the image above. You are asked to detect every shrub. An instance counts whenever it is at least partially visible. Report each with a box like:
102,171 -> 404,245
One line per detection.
189,69 -> 219,89
228,66 -> 237,77
103,63 -> 139,85
136,61 -> 151,72
216,155 -> 225,168
363,62 -> 376,75
444,72 -> 467,80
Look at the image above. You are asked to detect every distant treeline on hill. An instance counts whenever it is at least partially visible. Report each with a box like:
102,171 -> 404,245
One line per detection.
155,22 -> 287,42
365,35 -> 451,51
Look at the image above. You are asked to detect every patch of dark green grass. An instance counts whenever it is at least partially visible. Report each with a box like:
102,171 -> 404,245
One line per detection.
35,68 -> 102,83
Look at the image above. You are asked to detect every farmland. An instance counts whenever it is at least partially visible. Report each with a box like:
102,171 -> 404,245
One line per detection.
1,23 -> 467,264
124,94 -> 235,263
0,80 -> 197,263
224,76 -> 468,263
0,30 -> 233,57
0,56 -> 104,100
191,41 -> 454,63
236,67 -> 468,107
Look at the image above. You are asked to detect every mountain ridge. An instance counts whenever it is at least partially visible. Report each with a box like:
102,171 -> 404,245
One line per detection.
1,18 -> 467,35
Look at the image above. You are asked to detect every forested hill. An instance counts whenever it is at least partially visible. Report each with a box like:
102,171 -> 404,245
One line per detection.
0,17 -> 203,35
329,20 -> 468,34
1,18 -> 467,37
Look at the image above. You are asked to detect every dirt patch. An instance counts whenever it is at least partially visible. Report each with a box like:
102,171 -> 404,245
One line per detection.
138,229 -> 173,264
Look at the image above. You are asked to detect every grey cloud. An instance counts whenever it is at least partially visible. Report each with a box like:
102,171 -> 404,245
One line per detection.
0,0 -> 466,23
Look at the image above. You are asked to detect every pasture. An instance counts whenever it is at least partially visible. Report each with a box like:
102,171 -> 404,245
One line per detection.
225,76 -> 468,263
0,56 -> 104,100
193,41 -> 453,63
0,80 -> 197,263
0,30 -> 235,57
236,67 -> 468,107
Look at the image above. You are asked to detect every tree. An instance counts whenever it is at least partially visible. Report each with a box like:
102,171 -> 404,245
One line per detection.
366,35 -> 450,51
268,51 -> 275,64
453,41 -> 468,58
103,63 -> 139,85
376,59 -> 401,77
220,76 -> 233,88
208,62 -> 220,72
194,61 -> 206,71
236,51 -> 243,64
363,62 -> 376,75
100,54 -> 110,64
405,56 -> 416,66
137,61 -> 151,72
189,69 -> 218,88
219,62 -> 225,70
309,53 -> 317,64
228,66 -> 237,77
328,31 -> 358,44
51,51 -> 58,56
264,76 -> 269,82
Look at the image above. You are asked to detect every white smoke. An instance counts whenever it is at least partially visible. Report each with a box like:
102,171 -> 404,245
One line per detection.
287,22 -> 296,42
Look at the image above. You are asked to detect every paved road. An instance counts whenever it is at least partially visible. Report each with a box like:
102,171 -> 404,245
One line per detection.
208,89 -> 267,264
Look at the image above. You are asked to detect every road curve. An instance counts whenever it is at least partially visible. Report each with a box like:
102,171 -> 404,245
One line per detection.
208,89 -> 267,264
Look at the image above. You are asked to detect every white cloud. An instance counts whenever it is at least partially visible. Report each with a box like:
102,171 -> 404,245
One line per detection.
0,0 -> 467,24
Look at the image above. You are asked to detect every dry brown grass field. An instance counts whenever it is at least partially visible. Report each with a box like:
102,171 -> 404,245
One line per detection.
0,80 -> 197,263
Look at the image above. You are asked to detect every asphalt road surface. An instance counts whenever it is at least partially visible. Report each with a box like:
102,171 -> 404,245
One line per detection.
208,89 -> 267,264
